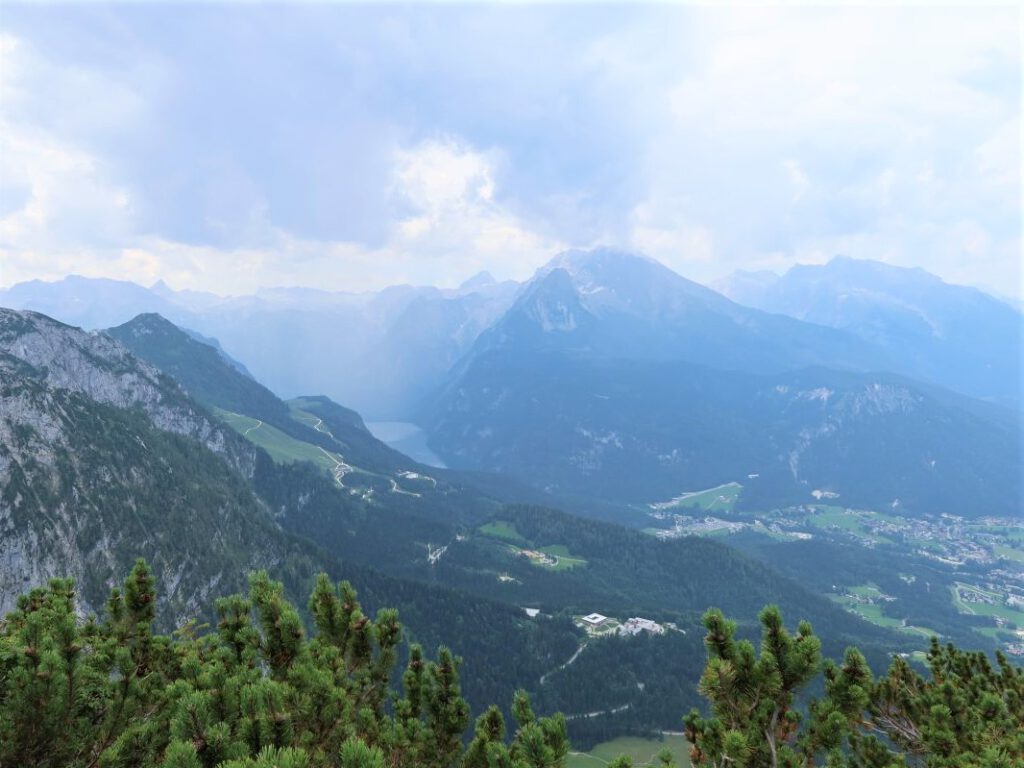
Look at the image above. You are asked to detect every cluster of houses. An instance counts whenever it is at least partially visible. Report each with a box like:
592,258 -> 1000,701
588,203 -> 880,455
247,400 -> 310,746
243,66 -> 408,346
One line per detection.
579,613 -> 666,637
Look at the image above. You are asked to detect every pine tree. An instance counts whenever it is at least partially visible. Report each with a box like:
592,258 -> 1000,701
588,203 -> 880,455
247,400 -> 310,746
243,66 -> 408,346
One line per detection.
0,563 -> 568,768
684,607 -> 1024,768
684,606 -> 821,768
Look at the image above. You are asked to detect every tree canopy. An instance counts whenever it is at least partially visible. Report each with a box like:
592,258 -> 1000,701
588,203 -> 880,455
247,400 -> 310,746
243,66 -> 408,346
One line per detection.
2,564 -> 1019,768
0,560 -> 568,768
683,606 -> 1023,768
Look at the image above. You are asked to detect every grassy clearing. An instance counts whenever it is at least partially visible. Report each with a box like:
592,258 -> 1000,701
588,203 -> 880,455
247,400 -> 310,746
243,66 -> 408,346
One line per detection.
478,522 -> 587,571
216,408 -> 342,473
509,544 -> 588,572
479,521 -> 527,544
657,483 -> 743,513
830,589 -> 936,638
848,583 -> 885,599
808,508 -> 862,532
806,508 -> 892,544
994,544 -> 1024,563
568,735 -> 691,767
538,545 -> 588,571
951,582 -> 1024,629
843,601 -> 903,629
901,625 -> 941,639
289,408 -> 321,429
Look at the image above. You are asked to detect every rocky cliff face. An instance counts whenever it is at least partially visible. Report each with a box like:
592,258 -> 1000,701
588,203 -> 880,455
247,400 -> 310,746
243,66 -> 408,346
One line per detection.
0,309 -> 297,624
0,310 -> 257,477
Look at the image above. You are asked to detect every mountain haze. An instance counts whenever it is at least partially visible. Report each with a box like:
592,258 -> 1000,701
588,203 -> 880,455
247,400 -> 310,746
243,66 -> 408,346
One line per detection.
716,257 -> 1023,407
0,275 -> 518,418
467,248 -> 892,375
424,250 -> 1021,515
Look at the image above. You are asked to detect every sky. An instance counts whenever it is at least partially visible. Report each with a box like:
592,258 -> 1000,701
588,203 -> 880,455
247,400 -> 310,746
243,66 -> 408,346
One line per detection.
0,4 -> 1020,297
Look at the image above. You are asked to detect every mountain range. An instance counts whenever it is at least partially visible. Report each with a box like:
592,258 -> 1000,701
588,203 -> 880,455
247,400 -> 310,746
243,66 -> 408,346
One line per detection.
1,304 -> 915,742
2,250 -> 1020,518
715,256 -> 1023,408
0,272 -> 518,419
5,253 -> 1020,418
424,250 -> 1021,514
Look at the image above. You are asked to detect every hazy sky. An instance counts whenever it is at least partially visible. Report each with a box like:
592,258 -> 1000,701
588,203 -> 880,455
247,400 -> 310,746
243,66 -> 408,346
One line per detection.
0,4 -> 1019,296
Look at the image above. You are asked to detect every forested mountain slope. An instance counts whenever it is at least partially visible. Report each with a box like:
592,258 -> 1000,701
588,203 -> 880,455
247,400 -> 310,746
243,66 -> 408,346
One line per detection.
0,309 -> 283,620
98,312 -> 917,653
0,308 -> 579,716
0,306 -> 918,742
424,252 -> 1021,517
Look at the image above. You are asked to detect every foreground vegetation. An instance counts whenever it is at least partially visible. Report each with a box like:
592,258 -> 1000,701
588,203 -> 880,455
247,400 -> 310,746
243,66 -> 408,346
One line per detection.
2,563 -> 1020,768
567,735 -> 690,768
684,607 -> 1023,768
0,562 -> 568,768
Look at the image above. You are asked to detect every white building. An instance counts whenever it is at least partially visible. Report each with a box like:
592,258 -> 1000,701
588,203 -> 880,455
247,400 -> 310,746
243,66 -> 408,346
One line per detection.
619,617 -> 665,636
581,613 -> 608,627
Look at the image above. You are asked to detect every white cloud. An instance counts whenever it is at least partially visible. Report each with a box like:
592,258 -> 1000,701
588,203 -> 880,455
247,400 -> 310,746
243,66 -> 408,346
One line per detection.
394,138 -> 496,214
628,197 -> 715,268
0,121 -> 133,249
783,159 -> 811,203
0,34 -> 138,257
388,139 -> 562,281
0,131 -> 563,293
626,6 -> 1020,293
0,32 -> 562,292
0,7 -> 1018,298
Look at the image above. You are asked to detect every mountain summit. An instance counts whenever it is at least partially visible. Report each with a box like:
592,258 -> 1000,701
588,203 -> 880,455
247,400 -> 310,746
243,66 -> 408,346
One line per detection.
464,247 -> 889,374
423,250 -> 1021,512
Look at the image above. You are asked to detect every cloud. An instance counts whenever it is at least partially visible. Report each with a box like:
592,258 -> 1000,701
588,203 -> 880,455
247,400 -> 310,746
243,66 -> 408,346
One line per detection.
0,6 -> 1018,297
0,35 -> 137,251
625,6 -> 1020,292
0,126 -> 562,293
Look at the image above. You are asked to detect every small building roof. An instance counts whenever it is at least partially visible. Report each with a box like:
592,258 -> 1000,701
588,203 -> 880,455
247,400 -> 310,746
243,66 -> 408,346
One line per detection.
582,613 -> 608,624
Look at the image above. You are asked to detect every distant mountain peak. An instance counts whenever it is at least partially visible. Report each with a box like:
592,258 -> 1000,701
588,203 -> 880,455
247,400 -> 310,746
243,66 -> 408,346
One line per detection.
518,268 -> 589,332
804,256 -> 945,287
120,311 -> 179,331
531,247 -> 725,314
541,247 -> 663,278
110,313 -> 256,381
716,256 -> 1022,407
459,271 -> 497,290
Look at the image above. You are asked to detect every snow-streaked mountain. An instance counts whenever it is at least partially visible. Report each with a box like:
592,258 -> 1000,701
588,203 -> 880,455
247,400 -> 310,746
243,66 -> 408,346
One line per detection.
715,257 -> 1023,407
2,251 -> 1019,416
423,249 -> 1022,514
463,248 -> 892,374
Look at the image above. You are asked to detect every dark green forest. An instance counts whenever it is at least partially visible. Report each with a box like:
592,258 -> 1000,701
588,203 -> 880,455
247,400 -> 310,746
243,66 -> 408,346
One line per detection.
2,565 -> 1020,768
